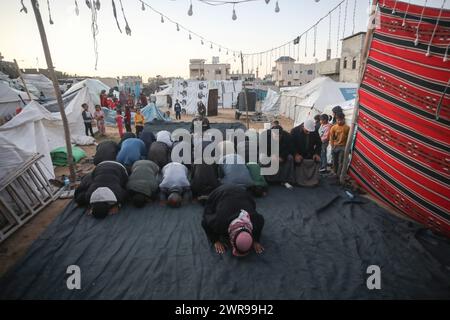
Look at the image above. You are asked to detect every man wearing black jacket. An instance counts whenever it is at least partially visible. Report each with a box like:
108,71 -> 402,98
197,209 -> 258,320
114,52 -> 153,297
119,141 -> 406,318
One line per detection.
74,161 -> 128,219
290,119 -> 322,186
264,125 -> 296,188
202,184 -> 265,257
93,140 -> 119,165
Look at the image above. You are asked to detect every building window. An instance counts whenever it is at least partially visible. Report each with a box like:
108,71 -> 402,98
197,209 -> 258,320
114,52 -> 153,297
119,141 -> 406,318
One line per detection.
307,70 -> 313,75
343,58 -> 348,69
296,70 -> 298,73
215,69 -> 222,75
288,81 -> 292,86
352,57 -> 357,70
287,70 -> 292,75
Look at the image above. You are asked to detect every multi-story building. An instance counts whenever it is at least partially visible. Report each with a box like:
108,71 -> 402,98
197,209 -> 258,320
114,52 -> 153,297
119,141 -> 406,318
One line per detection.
189,58 -> 230,81
272,57 -> 317,87
339,32 -> 366,83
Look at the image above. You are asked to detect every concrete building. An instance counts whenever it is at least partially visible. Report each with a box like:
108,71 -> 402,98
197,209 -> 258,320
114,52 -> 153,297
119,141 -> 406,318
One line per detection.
189,58 -> 230,81
272,57 -> 317,87
340,32 -> 366,83
316,58 -> 341,81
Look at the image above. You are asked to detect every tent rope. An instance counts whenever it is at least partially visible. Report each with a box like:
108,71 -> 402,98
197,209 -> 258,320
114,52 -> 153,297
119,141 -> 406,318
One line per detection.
111,0 -> 123,33
342,0 -> 349,38
337,4 -> 341,58
402,0 -> 411,27
20,0 -> 28,14
414,0 -> 428,46
119,0 -> 132,36
305,30 -> 308,57
47,0 -> 54,24
426,0 -> 446,56
75,0 -> 80,16
352,0 -> 357,34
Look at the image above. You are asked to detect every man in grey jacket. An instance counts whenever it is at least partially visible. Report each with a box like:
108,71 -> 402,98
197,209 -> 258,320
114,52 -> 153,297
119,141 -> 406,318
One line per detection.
126,160 -> 160,207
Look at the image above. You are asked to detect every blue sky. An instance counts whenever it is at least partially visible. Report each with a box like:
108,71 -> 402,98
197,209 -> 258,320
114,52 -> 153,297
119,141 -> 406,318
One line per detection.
0,0 -> 448,80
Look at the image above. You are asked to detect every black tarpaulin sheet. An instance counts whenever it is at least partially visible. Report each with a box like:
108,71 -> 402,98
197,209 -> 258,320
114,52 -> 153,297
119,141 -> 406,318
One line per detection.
1,182 -> 449,299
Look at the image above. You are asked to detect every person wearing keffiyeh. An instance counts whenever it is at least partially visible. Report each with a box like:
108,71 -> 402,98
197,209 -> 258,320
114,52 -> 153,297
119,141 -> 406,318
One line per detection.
202,184 -> 265,257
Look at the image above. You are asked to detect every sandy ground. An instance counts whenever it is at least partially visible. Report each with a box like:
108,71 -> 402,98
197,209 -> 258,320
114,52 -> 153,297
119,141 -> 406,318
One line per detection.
0,108 -> 294,278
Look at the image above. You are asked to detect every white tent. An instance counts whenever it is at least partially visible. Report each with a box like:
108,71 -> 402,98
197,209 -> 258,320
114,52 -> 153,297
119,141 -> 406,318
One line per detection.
155,85 -> 173,108
0,87 -> 95,181
261,89 -> 281,115
322,98 -> 356,126
63,79 -> 110,106
278,77 -> 357,125
20,74 -> 55,99
0,82 -> 36,119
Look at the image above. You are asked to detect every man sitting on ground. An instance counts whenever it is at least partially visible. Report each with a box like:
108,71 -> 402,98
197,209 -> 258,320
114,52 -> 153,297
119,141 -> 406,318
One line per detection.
290,119 -> 322,187
159,162 -> 192,208
126,160 -> 160,208
202,184 -> 265,257
74,161 -> 128,219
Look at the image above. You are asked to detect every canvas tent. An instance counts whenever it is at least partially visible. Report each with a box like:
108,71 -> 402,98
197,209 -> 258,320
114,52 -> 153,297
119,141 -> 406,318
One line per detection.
261,89 -> 281,115
19,74 -> 55,99
278,77 -> 357,125
63,79 -> 109,107
0,87 -> 95,181
155,85 -> 173,108
0,83 -> 36,119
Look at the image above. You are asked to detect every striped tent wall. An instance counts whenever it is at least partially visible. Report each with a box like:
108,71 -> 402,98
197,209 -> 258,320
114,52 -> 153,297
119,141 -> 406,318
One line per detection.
349,0 -> 450,236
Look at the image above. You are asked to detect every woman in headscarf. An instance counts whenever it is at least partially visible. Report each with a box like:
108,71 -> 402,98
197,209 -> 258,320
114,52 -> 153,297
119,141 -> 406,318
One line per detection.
202,184 -> 265,257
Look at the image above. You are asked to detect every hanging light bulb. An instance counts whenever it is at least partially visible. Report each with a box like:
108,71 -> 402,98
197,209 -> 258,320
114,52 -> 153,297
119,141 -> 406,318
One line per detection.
275,1 -> 280,13
176,23 -> 180,31
161,15 -> 164,23
75,0 -> 80,15
188,2 -> 193,16
95,0 -> 100,10
210,43 -> 213,49
141,2 -> 145,10
226,50 -> 229,55
219,47 -> 221,52
232,4 -> 237,21
201,39 -> 204,45
265,0 -> 270,4
189,33 -> 192,40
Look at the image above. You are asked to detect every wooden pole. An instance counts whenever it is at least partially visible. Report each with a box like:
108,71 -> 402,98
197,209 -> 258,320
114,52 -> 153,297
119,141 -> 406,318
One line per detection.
241,52 -> 249,129
14,59 -> 32,101
31,0 -> 76,183
339,0 -> 379,184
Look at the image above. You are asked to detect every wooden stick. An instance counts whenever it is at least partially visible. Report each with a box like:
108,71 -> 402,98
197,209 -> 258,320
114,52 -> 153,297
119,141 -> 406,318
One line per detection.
339,0 -> 379,184
14,59 -> 32,101
31,0 -> 76,183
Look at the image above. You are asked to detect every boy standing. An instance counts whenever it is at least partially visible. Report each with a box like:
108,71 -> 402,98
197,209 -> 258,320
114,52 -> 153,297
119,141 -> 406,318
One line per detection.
174,99 -> 182,120
329,113 -> 350,178
134,108 -> 145,137
81,103 -> 94,137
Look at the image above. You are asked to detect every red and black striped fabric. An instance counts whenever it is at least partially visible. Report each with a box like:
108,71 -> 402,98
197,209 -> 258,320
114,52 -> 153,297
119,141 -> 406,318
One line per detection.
349,0 -> 450,236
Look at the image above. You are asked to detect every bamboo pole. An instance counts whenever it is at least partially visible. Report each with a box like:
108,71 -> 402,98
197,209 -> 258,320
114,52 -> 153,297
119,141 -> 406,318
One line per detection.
339,0 -> 379,185
14,59 -> 32,101
31,0 -> 76,183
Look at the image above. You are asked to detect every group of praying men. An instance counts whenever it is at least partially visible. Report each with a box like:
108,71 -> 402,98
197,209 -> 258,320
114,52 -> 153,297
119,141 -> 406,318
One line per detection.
74,107 -> 349,257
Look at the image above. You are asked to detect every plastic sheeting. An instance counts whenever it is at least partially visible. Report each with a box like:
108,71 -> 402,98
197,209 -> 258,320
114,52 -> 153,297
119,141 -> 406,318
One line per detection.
0,87 -> 95,181
0,83 -> 32,119
63,79 -> 110,107
261,89 -> 281,115
277,77 -> 357,125
141,103 -> 171,122
0,182 -> 449,299
19,74 -> 55,99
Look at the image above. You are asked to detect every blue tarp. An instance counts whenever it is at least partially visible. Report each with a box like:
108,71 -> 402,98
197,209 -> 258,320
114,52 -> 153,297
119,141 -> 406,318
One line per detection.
102,107 -> 135,126
141,103 -> 171,122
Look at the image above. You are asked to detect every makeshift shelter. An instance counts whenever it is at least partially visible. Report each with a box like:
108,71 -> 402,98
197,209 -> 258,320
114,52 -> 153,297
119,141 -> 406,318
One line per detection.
278,77 -> 357,125
155,85 -> 173,108
141,103 -> 171,122
0,87 -> 95,180
63,79 -> 110,107
0,82 -> 36,120
261,89 -> 281,115
19,74 -> 55,99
